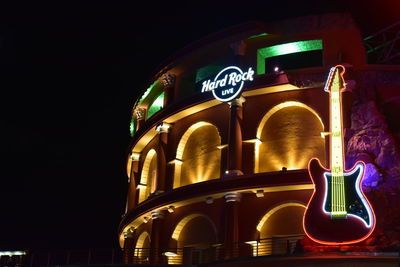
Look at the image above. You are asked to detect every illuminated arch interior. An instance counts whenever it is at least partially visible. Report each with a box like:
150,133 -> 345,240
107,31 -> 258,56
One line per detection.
135,231 -> 150,249
174,122 -> 221,188
135,231 -> 150,260
255,202 -> 306,255
172,214 -> 217,245
256,202 -> 306,233
138,149 -> 157,203
255,101 -> 325,173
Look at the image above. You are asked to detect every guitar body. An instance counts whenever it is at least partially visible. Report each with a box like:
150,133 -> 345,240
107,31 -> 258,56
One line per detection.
303,158 -> 376,244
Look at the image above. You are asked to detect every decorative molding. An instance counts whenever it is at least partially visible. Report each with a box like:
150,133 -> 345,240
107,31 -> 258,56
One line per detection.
228,96 -> 246,108
151,210 -> 166,220
161,73 -> 176,89
135,108 -> 146,120
224,192 -> 241,203
156,122 -> 171,134
130,152 -> 140,161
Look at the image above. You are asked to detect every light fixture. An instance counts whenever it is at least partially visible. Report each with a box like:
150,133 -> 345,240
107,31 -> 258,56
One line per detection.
130,153 -> 140,161
163,251 -> 177,257
167,206 -> 175,213
256,190 -> 264,198
143,216 -> 149,223
137,183 -> 146,189
274,66 -> 280,73
0,251 -> 26,256
205,196 -> 214,204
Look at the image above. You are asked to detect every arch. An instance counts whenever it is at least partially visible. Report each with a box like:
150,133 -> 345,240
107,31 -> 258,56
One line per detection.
256,202 -> 307,232
138,149 -> 157,203
256,101 -> 324,139
134,231 -> 150,263
255,101 -> 325,173
171,213 -> 217,241
254,202 -> 306,256
174,122 -> 221,188
135,231 -> 151,249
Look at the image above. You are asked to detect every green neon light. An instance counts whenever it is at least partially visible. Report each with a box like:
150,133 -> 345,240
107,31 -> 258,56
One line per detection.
129,119 -> 135,137
195,65 -> 224,83
257,40 -> 323,75
147,92 -> 164,119
138,81 -> 158,105
248,33 -> 269,39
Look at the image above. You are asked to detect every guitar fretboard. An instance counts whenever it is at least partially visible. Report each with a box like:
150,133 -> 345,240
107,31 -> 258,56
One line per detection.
328,68 -> 347,217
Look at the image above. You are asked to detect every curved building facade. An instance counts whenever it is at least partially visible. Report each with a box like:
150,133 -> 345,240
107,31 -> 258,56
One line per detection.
119,13 -> 400,265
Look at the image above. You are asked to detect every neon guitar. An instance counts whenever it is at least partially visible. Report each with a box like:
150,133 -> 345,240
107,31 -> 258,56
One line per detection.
303,65 -> 376,244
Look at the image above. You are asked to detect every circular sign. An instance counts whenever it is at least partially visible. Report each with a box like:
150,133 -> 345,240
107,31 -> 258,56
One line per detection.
212,66 -> 245,102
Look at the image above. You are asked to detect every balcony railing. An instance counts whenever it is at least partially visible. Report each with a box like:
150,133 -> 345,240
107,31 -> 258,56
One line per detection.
128,235 -> 304,265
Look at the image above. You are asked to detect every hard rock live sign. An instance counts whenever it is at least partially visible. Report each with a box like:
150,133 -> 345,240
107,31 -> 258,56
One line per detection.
120,14 -> 400,265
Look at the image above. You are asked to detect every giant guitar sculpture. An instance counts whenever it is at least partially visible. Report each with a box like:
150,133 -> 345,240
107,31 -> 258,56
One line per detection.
303,65 -> 376,244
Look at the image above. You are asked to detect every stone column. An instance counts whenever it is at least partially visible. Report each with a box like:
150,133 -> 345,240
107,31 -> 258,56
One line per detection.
155,122 -> 170,193
225,97 -> 245,176
135,108 -> 146,130
127,153 -> 140,211
123,231 -> 135,264
161,73 -> 176,107
149,210 -> 166,264
223,192 -> 241,259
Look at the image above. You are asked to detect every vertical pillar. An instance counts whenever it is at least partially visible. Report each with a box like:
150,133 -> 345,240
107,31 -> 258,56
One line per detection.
149,210 -> 166,264
135,108 -> 146,130
127,153 -> 140,211
123,231 -> 135,264
225,97 -> 245,176
154,122 -> 170,194
223,192 -> 241,259
161,73 -> 176,106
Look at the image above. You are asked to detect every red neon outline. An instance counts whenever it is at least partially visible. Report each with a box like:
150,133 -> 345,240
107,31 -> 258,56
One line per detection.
303,65 -> 376,245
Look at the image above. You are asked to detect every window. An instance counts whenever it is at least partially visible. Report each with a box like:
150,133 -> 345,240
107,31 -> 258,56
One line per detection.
257,40 -> 323,75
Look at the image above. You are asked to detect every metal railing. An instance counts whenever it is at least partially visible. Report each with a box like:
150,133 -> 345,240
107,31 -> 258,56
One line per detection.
129,235 -> 304,265
364,20 -> 400,64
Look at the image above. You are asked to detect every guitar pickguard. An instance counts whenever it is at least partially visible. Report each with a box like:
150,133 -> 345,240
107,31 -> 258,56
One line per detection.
323,163 -> 372,227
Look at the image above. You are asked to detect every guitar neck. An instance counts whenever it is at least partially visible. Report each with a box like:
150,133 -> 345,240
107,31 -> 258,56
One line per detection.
326,67 -> 347,217
330,91 -> 345,175
329,70 -> 345,176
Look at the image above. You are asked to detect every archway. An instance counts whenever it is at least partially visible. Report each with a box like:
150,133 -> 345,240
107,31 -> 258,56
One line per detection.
134,231 -> 150,263
256,101 -> 325,173
138,149 -> 157,203
174,122 -> 221,188
256,202 -> 306,255
170,214 -> 218,264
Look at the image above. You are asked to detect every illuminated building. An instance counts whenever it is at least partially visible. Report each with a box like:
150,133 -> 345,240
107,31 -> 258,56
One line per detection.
119,13 -> 400,265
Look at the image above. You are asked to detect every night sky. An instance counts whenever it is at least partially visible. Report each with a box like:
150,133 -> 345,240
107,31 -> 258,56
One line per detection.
0,0 -> 398,251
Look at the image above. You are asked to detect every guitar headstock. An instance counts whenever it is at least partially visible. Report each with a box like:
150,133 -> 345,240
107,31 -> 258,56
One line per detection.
324,65 -> 346,93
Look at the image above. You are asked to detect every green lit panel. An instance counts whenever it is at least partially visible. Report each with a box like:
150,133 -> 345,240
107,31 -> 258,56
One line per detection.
248,33 -> 269,39
138,81 -> 158,105
195,65 -> 224,83
257,40 -> 323,75
146,92 -> 164,120
129,118 -> 135,137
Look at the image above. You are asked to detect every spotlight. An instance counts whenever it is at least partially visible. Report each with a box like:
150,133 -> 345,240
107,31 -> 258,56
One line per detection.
274,66 -> 280,73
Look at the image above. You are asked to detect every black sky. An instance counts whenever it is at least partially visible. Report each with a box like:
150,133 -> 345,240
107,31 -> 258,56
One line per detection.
0,0 -> 398,250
